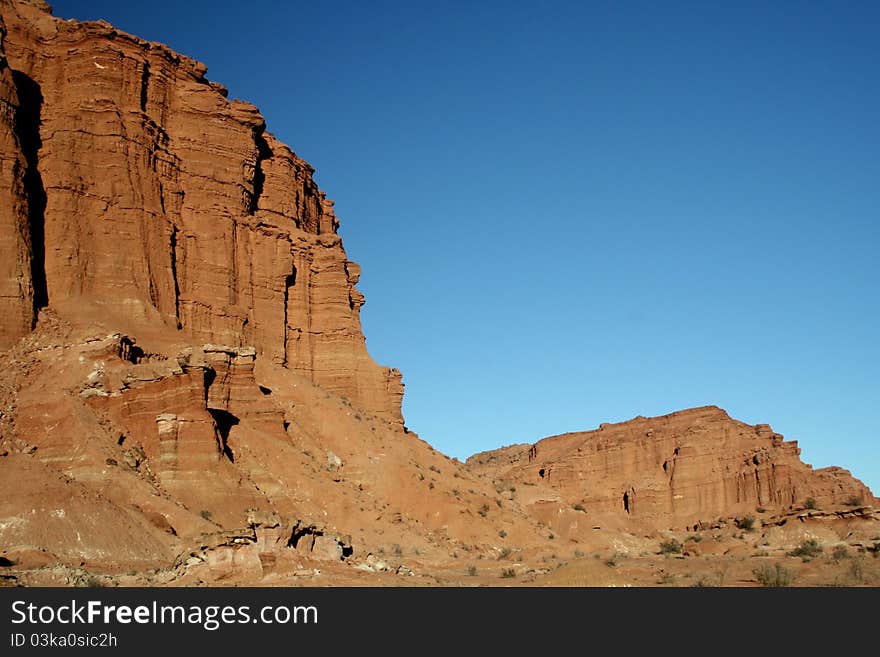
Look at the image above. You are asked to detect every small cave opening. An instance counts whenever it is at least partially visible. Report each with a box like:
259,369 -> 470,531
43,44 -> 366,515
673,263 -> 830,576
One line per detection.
117,336 -> 145,363
208,408 -> 239,463
117,434 -> 126,446
0,557 -> 14,567
258,385 -> 272,395
283,420 -> 290,431
538,468 -> 545,479
341,544 -> 353,559
623,491 -> 630,514
287,525 -> 319,550
662,460 -> 668,474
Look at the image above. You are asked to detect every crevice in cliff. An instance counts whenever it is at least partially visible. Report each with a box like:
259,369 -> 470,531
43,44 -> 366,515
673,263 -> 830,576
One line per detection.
139,60 -> 150,113
229,221 -> 238,305
281,264 -> 297,366
249,132 -> 272,215
12,70 -> 48,319
208,408 -> 238,463
170,225 -> 181,329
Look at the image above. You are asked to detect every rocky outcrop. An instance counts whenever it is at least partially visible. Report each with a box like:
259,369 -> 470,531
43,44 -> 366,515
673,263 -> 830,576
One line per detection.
0,14 -> 37,349
0,0 -> 402,422
467,406 -> 876,529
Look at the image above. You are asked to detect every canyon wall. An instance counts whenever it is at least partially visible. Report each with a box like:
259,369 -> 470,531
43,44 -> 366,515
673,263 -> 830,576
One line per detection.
0,0 -> 402,422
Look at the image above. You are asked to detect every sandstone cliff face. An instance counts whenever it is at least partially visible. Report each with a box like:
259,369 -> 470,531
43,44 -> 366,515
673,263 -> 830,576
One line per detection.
1,1 -> 876,586
0,15 -> 37,348
467,406 -> 875,529
0,0 -> 402,422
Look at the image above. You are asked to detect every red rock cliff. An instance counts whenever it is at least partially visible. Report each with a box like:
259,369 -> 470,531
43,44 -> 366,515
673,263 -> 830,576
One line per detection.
0,0 -> 402,422
467,406 -> 876,528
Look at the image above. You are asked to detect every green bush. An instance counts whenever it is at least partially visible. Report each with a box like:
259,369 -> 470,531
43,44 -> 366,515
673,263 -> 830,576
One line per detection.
831,545 -> 849,562
735,515 -> 756,532
659,539 -> 683,555
788,539 -> 823,559
753,563 -> 793,587
804,497 -> 818,510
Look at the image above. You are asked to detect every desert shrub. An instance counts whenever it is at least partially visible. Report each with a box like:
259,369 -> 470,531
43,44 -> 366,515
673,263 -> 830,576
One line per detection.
498,547 -> 512,560
848,559 -> 865,584
498,529 -> 507,539
735,515 -> 756,531
429,465 -> 441,473
467,565 -> 477,577
500,568 -> 517,579
756,507 -> 767,513
573,549 -> 585,558
831,545 -> 849,562
658,572 -> 677,585
845,495 -> 864,507
573,504 -> 586,512
199,510 -> 213,521
79,575 -> 105,588
478,504 -> 490,518
753,563 -> 793,587
804,497 -> 818,510
659,539 -> 683,555
789,539 -> 823,559
393,544 -> 403,556
689,575 -> 714,587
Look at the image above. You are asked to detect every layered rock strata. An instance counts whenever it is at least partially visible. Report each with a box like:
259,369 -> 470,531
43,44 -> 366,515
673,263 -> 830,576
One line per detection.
0,0 -> 402,422
467,406 -> 875,528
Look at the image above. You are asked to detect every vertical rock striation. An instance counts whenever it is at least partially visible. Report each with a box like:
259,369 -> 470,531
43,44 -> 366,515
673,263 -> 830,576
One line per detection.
0,0 -> 402,422
467,406 -> 876,527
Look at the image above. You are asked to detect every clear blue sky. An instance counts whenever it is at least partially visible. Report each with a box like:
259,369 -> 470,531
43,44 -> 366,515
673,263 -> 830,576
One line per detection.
52,1 -> 879,493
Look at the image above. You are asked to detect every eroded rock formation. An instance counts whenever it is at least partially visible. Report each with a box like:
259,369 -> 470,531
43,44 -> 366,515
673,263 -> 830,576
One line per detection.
0,0 -> 402,422
0,1 -> 875,586
467,406 -> 876,528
